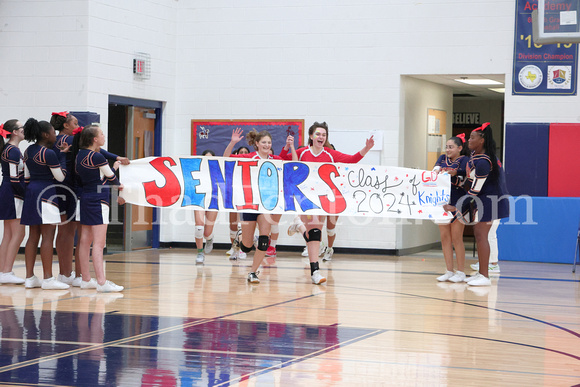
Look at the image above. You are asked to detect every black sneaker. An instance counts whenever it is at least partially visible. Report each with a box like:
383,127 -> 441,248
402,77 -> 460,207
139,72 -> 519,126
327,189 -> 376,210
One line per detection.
247,272 -> 260,284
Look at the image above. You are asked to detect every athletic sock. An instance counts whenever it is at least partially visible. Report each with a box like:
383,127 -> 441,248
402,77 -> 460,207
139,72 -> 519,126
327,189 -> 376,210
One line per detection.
270,239 -> 277,248
310,261 -> 319,275
197,248 -> 203,253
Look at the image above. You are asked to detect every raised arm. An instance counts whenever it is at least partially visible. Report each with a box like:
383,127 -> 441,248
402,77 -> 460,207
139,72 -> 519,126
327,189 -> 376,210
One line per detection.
283,135 -> 298,161
223,127 -> 244,157
359,135 -> 375,157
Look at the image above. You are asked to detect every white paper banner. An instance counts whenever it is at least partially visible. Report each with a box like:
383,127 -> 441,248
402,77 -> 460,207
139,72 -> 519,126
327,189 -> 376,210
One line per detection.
119,156 -> 452,220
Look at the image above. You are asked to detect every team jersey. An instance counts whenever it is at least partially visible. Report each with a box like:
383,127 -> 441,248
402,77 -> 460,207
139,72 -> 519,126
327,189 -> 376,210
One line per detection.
75,149 -> 120,194
279,146 -> 363,163
23,144 -> 65,182
1,144 -> 24,197
434,154 -> 468,187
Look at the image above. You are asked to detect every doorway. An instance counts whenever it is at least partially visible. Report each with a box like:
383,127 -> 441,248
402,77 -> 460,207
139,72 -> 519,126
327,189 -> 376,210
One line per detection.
107,95 -> 163,251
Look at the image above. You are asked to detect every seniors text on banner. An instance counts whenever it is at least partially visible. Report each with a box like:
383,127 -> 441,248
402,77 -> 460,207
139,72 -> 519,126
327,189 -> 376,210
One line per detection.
119,156 -> 452,220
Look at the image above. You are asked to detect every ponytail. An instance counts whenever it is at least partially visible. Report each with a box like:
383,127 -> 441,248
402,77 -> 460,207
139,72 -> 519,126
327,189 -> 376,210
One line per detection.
473,123 -> 500,178
23,118 -> 52,143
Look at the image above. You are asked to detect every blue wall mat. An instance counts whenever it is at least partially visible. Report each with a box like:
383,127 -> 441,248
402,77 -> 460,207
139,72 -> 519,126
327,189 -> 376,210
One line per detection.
497,197 -> 580,263
504,123 -> 549,197
70,111 -> 100,127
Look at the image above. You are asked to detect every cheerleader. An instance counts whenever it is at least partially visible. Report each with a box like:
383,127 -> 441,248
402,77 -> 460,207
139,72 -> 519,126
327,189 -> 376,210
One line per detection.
433,135 -> 469,283
280,121 -> 374,285
20,118 -> 69,290
448,123 -> 509,286
226,147 -> 250,257
223,128 -> 297,283
0,119 -> 26,284
75,125 -> 123,292
193,149 -> 218,264
49,111 -> 79,285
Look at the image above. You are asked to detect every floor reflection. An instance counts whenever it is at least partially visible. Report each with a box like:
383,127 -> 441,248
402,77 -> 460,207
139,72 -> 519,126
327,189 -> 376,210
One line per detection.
0,294 -> 376,386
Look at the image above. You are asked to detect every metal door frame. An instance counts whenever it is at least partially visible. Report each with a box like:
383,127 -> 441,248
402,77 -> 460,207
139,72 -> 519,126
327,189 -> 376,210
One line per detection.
108,95 -> 163,250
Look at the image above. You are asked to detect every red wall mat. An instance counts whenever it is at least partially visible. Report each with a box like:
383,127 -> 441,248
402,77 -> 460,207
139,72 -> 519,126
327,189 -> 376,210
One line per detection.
548,123 -> 580,197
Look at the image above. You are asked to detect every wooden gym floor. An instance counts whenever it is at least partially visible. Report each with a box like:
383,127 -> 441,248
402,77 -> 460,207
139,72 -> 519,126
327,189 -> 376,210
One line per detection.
0,248 -> 579,386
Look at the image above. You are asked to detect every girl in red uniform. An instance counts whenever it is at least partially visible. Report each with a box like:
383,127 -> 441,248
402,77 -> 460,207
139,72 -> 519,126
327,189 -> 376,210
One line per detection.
280,121 -> 374,285
224,128 -> 297,283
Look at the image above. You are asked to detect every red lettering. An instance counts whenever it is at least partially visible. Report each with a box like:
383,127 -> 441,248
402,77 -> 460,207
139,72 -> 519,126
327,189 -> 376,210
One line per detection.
236,160 -> 259,210
318,164 -> 347,214
422,171 -> 438,183
143,157 -> 181,206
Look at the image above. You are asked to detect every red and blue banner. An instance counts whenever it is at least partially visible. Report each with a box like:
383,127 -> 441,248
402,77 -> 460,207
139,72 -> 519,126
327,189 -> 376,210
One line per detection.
119,156 -> 452,220
513,0 -> 578,95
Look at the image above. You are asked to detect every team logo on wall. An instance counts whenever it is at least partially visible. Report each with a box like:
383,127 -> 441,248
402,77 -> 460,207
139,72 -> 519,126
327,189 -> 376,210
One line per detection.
518,65 -> 543,89
547,66 -> 572,89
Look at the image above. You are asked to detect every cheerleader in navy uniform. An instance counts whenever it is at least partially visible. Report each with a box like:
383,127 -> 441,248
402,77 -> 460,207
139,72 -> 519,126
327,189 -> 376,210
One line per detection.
75,125 -> 123,292
433,134 -> 469,283
0,119 -> 26,284
448,123 -> 509,286
224,128 -> 297,284
49,111 -> 79,285
20,118 -> 69,290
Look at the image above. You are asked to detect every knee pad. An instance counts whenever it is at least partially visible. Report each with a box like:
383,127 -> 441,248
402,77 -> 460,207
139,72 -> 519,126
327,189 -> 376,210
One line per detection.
195,226 -> 204,239
305,228 -> 322,242
257,235 -> 269,251
326,228 -> 336,237
270,224 -> 279,234
240,242 -> 253,253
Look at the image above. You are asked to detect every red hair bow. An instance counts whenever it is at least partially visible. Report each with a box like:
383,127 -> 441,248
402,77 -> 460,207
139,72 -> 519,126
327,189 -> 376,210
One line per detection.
72,126 -> 83,135
473,122 -> 491,132
456,133 -> 466,143
0,124 -> 10,139
52,111 -> 68,118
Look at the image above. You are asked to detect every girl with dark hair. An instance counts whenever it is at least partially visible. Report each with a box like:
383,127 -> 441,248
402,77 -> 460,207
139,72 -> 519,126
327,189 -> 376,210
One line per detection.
224,128 -> 297,283
75,125 -> 123,292
49,111 -> 79,285
193,149 -> 218,263
447,123 -> 509,286
20,118 -> 69,290
0,119 -> 26,284
433,134 -> 469,283
281,121 -> 375,285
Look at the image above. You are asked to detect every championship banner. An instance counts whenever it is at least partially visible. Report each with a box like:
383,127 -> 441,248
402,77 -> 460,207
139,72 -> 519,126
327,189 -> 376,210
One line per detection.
119,156 -> 452,220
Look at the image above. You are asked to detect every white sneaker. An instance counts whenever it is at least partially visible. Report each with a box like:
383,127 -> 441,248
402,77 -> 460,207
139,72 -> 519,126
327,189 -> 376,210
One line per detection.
465,273 -> 479,282
196,252 -> 205,264
466,273 -> 491,286
448,271 -> 466,283
41,277 -> 70,290
0,271 -> 25,284
97,280 -> 124,293
318,241 -> 327,257
311,270 -> 326,285
204,238 -> 214,254
301,246 -> 309,257
25,275 -> 42,289
72,276 -> 83,287
226,247 -> 235,256
57,271 -> 75,285
247,272 -> 260,284
322,247 -> 334,262
238,251 -> 247,259
470,262 -> 501,273
80,278 -> 98,289
288,217 -> 303,236
437,271 -> 454,282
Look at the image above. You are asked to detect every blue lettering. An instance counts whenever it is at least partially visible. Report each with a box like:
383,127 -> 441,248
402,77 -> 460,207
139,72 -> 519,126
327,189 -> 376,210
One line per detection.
283,163 -> 319,211
208,159 -> 235,210
258,162 -> 279,211
180,158 -> 204,207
